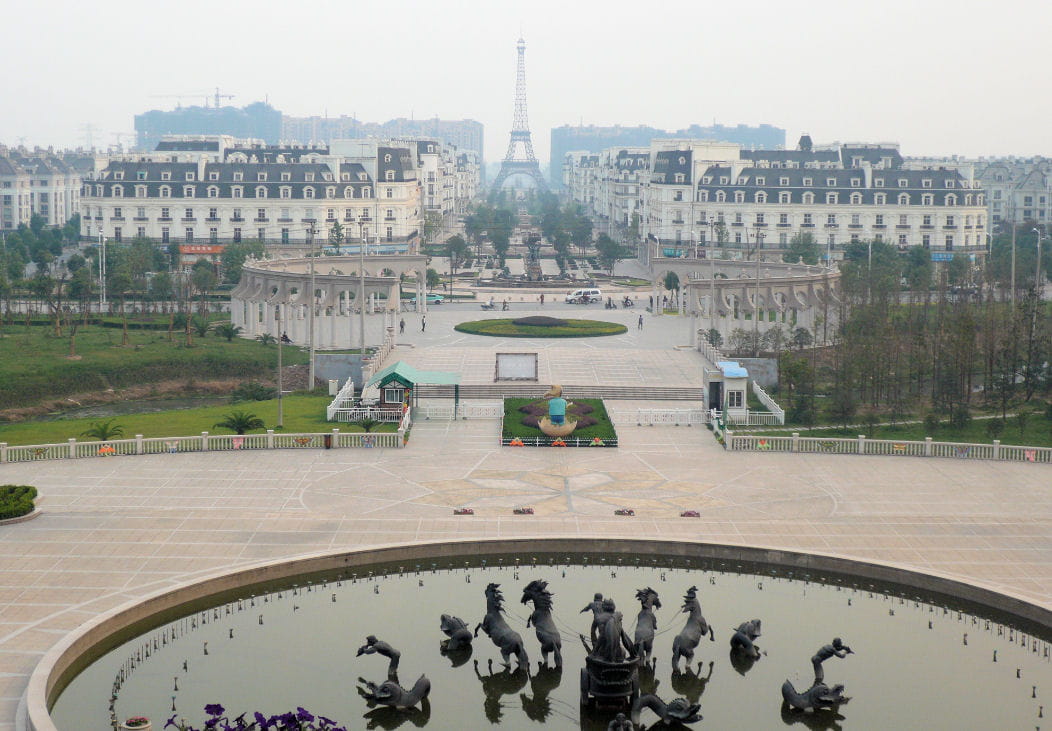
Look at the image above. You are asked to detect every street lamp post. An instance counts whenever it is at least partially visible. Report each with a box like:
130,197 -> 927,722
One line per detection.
307,224 -> 317,389
98,230 -> 107,312
753,229 -> 764,357
357,215 -> 367,356
1034,227 -> 1045,301
277,304 -> 284,428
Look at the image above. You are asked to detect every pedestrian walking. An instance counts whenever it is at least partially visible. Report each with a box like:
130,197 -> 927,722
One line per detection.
539,293 -> 545,306
421,316 -> 426,332
399,318 -> 405,334
638,314 -> 643,330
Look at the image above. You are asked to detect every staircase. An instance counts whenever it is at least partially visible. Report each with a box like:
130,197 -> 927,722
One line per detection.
414,384 -> 704,401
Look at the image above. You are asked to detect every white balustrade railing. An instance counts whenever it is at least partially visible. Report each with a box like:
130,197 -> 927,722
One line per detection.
328,406 -> 404,423
414,402 -> 503,420
725,431 -> 1052,464
724,410 -> 783,426
0,427 -> 407,464
636,408 -> 708,426
326,379 -> 356,421
751,382 -> 785,424
697,338 -> 727,366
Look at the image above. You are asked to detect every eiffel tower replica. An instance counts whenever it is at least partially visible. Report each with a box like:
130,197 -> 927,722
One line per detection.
491,37 -> 548,193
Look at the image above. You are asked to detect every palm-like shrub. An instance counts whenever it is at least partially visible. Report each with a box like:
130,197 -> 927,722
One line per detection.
80,419 -> 125,441
214,323 -> 243,342
353,417 -> 380,433
213,410 -> 265,435
257,333 -> 276,346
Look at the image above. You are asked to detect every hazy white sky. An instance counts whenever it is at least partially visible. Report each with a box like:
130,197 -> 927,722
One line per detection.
3,0 -> 1050,163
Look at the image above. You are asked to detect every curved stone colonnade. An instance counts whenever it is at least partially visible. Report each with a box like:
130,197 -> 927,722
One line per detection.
648,256 -> 841,345
230,255 -> 429,349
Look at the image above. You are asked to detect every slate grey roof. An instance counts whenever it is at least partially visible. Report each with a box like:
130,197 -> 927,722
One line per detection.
650,150 -> 692,184
377,147 -> 416,182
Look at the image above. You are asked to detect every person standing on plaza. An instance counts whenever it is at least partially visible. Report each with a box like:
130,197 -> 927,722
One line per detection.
399,318 -> 405,334
638,314 -> 643,330
540,293 -> 545,306
421,316 -> 426,332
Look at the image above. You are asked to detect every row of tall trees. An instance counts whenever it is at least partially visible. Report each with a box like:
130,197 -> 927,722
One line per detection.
463,204 -> 515,263
781,228 -> 1050,426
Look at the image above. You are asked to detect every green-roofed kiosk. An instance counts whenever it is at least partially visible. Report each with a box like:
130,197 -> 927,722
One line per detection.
365,361 -> 461,414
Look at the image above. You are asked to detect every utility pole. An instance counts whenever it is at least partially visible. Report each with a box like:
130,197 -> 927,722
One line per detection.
358,216 -> 366,356
753,229 -> 763,357
98,230 -> 106,311
277,305 -> 284,428
307,224 -> 317,389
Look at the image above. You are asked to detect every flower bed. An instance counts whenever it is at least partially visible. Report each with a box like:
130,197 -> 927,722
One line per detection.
502,398 -> 618,446
454,318 -> 627,338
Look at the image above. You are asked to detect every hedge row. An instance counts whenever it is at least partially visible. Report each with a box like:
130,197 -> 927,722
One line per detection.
0,485 -> 37,520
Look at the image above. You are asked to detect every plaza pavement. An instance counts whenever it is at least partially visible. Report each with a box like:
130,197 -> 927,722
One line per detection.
3,306 -> 1052,729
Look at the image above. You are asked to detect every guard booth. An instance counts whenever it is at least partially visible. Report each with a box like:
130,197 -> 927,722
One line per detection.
705,360 -> 749,421
363,361 -> 461,412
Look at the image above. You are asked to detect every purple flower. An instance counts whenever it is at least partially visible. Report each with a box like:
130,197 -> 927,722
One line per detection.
296,707 -> 314,722
254,712 -> 267,727
204,703 -> 225,717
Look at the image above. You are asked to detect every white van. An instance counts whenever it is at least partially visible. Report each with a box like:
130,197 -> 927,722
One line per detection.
565,288 -> 602,304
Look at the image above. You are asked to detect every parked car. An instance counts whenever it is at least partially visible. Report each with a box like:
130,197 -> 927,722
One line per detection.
565,288 -> 602,304
513,507 -> 535,515
453,507 -> 474,515
614,507 -> 635,516
680,510 -> 700,518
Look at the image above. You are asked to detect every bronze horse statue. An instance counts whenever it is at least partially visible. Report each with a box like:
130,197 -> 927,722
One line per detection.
475,583 -> 529,669
671,586 -> 714,672
521,579 -> 563,668
632,587 -> 661,668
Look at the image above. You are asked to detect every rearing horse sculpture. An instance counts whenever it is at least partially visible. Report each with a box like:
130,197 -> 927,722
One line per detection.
521,579 -> 562,668
632,587 -> 661,668
475,583 -> 529,669
671,586 -> 714,672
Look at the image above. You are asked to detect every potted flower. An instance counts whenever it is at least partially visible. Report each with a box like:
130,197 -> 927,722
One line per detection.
121,717 -> 151,730
509,438 -> 524,447
551,439 -> 566,447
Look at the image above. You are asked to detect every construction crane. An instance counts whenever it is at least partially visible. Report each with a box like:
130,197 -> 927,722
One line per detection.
211,87 -> 234,108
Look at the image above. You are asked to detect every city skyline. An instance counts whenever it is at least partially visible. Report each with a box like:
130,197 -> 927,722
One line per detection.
3,0 -> 1050,163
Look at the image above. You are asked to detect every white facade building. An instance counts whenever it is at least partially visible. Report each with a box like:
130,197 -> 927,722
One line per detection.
78,136 -> 477,252
0,149 -> 82,230
566,136 -> 988,264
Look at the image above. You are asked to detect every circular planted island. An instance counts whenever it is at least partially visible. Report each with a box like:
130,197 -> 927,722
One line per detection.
454,316 -> 627,338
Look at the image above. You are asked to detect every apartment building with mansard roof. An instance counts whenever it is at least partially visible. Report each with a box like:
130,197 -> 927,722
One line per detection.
0,148 -> 82,230
565,136 -> 987,265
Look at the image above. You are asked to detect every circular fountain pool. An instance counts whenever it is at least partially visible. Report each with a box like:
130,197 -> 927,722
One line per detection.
44,544 -> 1052,730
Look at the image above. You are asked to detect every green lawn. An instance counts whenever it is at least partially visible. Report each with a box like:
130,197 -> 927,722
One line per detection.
745,416 -> 1052,448
502,398 -> 618,441
0,394 -> 396,446
0,323 -> 308,410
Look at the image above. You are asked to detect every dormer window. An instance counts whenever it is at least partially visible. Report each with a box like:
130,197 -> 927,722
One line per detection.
850,193 -> 862,204
385,171 -> 395,181
945,180 -> 955,188
922,179 -> 932,188
185,172 -> 195,181
739,177 -> 749,185
358,173 -> 368,181
280,172 -> 291,181
803,177 -> 813,186
114,171 -> 124,181
136,171 -> 147,180
850,178 -> 861,187
874,193 -> 886,205
161,171 -> 171,181
304,187 -> 315,199
305,173 -> 315,182
233,172 -> 243,181
111,184 -> 124,197
322,172 -> 332,181
384,154 -> 392,163
209,172 -> 219,181
363,187 -> 371,197
344,186 -> 354,198
207,186 -> 219,198
678,156 -> 686,165
280,186 -> 291,199
702,176 -> 712,184
719,176 -> 729,185
256,186 -> 267,198
674,173 -> 685,183
755,177 -> 765,186
826,178 -> 837,186
779,177 -> 789,186
257,173 -> 268,182
874,178 -> 884,187
183,186 -> 195,197
734,191 -> 745,203
326,187 -> 335,199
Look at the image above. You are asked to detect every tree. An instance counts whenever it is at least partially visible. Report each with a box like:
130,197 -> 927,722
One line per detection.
213,323 -> 243,342
595,234 -> 630,274
213,410 -> 265,435
328,222 -> 345,250
782,232 -> 820,265
80,419 -> 125,441
191,258 -> 218,315
902,246 -> 933,291
221,240 -> 265,285
663,271 -> 680,294
705,329 -> 723,349
425,268 -> 441,291
422,211 -> 443,244
446,235 -> 471,277
791,327 -> 813,350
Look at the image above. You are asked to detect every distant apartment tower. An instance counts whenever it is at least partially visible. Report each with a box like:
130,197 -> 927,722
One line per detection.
135,102 -> 282,152
550,123 -> 785,189
282,115 -> 485,167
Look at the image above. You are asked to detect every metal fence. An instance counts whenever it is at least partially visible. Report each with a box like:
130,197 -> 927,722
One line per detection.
751,382 -> 785,424
726,431 -> 1052,464
414,402 -> 504,420
635,408 -> 708,426
0,427 -> 408,464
